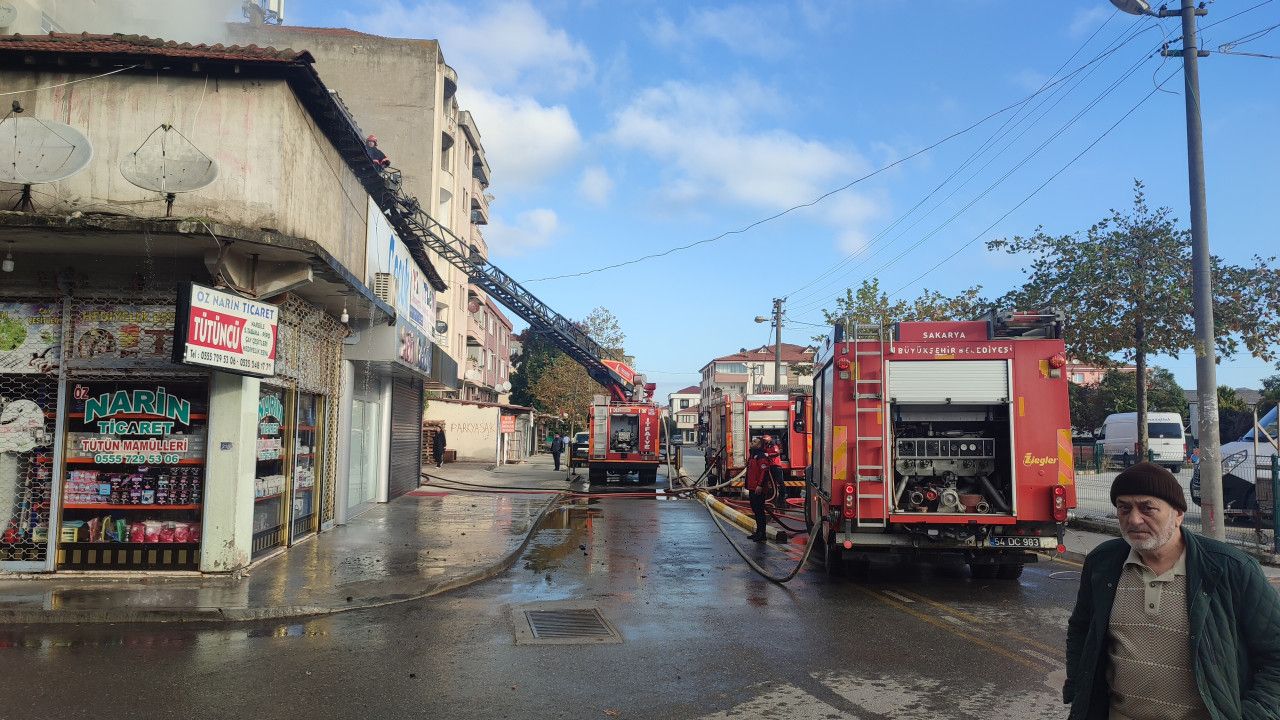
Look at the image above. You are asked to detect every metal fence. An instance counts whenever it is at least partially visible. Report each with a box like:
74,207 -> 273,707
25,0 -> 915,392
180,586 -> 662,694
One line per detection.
1072,454 -> 1280,558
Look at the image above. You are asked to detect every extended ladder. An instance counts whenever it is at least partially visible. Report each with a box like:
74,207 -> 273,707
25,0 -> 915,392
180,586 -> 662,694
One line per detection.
850,321 -> 888,528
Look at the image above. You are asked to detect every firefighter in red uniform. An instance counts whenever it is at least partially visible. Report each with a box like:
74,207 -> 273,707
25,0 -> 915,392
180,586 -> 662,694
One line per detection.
746,435 -> 785,541
759,434 -> 786,512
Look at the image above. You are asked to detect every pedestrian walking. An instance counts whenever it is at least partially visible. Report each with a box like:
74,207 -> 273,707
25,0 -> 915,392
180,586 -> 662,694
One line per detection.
550,433 -> 564,471
1064,462 -> 1280,719
432,427 -> 446,468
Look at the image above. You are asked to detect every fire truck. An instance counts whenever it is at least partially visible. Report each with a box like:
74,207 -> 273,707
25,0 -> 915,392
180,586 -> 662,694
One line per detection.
702,390 -> 811,497
583,360 -> 662,484
805,310 -> 1076,579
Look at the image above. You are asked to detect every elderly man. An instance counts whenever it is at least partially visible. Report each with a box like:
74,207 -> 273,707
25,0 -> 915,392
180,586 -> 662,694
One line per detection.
1064,462 -> 1280,719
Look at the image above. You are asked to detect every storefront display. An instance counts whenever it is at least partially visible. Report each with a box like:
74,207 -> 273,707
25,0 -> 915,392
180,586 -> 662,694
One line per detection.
252,385 -> 290,558
57,380 -> 208,570
290,392 -> 323,541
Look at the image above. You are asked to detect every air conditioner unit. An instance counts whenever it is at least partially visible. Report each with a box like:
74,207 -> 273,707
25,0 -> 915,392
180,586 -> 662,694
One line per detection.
373,272 -> 394,306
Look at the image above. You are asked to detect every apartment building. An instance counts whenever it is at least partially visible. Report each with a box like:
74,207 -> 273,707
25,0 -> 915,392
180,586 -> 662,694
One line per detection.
698,343 -> 817,409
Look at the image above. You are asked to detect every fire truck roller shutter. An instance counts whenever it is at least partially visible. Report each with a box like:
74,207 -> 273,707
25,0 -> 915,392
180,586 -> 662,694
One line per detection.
747,411 -> 789,427
888,360 -> 1010,404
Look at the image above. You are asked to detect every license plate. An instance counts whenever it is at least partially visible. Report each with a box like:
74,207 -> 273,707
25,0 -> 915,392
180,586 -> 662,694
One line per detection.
989,536 -> 1045,548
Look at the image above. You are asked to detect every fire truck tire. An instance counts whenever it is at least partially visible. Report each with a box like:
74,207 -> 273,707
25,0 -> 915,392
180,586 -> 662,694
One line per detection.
996,563 -> 1025,580
969,563 -> 998,580
588,467 -> 606,483
637,468 -> 658,485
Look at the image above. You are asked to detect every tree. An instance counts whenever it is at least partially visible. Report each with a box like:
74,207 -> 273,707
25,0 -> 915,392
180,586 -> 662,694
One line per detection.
509,330 -> 558,408
1217,386 -> 1248,413
1069,382 -> 1107,435
580,306 -> 625,354
531,355 -> 604,428
819,279 -> 990,335
1259,374 -> 1280,415
989,180 -> 1280,453
1095,367 -> 1188,418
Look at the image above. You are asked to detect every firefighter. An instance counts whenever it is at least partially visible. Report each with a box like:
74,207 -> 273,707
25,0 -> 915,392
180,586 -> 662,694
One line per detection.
759,434 -> 787,512
745,437 -> 771,541
365,134 -> 391,168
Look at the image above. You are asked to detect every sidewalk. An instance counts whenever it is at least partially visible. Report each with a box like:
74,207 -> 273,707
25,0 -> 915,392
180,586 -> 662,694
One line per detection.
1061,521 -> 1280,582
0,456 -> 567,625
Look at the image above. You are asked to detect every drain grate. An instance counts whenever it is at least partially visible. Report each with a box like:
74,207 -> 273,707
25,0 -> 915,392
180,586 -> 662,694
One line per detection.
512,602 -> 622,645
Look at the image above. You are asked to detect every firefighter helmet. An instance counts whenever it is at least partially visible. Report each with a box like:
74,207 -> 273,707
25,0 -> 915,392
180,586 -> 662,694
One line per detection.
366,134 -> 378,144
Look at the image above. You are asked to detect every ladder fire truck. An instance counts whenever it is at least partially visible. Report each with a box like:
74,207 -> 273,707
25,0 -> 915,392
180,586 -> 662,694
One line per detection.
585,368 -> 662,484
805,310 -> 1075,579
702,390 -> 811,497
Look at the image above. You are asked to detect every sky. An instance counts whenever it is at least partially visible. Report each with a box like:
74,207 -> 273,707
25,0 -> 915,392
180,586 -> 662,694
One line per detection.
282,0 -> 1280,402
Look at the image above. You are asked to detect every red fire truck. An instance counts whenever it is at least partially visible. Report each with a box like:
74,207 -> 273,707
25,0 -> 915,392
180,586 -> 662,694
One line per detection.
586,394 -> 662,484
805,310 -> 1076,579
702,391 -> 811,497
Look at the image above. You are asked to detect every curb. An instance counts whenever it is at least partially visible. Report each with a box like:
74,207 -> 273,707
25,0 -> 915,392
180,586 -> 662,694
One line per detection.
0,493 -> 565,626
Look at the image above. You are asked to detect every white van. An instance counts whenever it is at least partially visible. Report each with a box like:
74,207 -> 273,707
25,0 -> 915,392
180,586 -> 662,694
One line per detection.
1191,404 -> 1279,512
1098,411 -> 1187,472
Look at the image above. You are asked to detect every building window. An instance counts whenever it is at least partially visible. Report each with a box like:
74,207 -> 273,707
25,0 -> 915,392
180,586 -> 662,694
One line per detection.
1071,373 -> 1085,383
679,399 -> 690,409
717,362 -> 748,374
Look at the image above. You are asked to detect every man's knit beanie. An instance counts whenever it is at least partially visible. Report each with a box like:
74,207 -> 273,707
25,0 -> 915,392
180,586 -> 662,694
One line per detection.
1110,461 -> 1187,512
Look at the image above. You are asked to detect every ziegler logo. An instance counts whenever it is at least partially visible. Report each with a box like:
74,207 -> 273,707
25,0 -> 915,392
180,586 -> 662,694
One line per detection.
1023,453 -> 1057,466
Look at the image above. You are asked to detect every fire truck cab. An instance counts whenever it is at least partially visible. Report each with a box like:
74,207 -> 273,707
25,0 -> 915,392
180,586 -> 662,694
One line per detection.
586,395 -> 662,485
702,390 -> 811,497
806,310 -> 1076,580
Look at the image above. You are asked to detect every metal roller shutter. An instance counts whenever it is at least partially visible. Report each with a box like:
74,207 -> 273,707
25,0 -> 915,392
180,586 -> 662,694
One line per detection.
888,360 -> 1010,404
388,376 -> 424,498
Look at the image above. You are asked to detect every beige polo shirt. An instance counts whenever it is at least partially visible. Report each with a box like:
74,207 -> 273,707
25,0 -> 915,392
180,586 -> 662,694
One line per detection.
1106,546 -> 1210,720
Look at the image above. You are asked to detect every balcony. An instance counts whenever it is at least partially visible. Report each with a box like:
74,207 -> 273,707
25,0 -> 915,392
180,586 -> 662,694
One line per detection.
470,226 -> 488,260
470,185 -> 488,225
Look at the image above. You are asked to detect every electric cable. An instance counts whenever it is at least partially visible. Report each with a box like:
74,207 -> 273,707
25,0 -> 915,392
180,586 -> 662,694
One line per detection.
523,23 -> 1156,285
785,24 -> 1166,318
0,64 -> 142,96
783,10 -> 1137,307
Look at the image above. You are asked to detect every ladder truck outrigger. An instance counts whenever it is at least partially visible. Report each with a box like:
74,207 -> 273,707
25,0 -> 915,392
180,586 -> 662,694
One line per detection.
805,310 -> 1076,580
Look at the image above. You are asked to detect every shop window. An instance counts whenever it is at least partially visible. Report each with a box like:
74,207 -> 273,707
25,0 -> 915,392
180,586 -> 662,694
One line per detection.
57,380 -> 209,571
291,392 -> 324,541
253,385 -> 291,558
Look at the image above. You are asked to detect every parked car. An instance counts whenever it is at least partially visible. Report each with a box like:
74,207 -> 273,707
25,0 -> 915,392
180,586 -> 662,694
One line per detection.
1098,411 -> 1186,472
1192,404 -> 1279,515
569,431 -> 590,469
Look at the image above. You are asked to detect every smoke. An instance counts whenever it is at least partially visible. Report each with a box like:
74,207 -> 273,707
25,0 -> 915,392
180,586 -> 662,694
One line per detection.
48,0 -> 245,44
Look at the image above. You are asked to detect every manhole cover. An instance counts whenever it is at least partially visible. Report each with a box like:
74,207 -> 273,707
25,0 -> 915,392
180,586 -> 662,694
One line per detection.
512,602 -> 622,645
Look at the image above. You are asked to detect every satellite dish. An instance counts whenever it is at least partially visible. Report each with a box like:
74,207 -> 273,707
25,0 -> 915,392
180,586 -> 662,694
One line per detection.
0,116 -> 94,211
120,124 -> 218,216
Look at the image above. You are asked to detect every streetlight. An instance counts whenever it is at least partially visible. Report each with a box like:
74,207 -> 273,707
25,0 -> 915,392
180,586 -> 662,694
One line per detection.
1110,0 -> 1224,539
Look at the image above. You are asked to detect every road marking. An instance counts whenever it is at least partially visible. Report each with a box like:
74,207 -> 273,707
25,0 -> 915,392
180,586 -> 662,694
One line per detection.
1022,647 -> 1061,665
693,681 -> 860,720
895,588 -> 1065,659
853,586 -> 1050,672
880,590 -> 915,603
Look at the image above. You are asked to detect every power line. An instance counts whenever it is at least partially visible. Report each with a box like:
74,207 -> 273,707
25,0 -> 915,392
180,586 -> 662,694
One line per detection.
885,66 -> 1181,301
523,26 -> 1156,285
1217,49 -> 1280,59
787,18 -> 1154,312
783,10 -> 1134,305
787,27 -> 1164,318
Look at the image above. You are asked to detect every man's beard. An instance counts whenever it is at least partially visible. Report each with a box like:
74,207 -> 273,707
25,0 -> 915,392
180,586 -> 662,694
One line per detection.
1123,521 -> 1178,551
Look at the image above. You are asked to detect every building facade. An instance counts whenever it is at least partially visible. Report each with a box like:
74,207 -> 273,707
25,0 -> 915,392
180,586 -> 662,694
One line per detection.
698,344 -> 816,410
0,33 -> 449,574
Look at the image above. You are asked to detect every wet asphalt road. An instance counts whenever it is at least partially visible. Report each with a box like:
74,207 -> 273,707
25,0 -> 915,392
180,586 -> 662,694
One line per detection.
0,457 -> 1083,719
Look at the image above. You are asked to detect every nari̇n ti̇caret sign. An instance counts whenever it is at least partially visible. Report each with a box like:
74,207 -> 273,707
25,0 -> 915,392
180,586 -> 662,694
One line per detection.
174,282 -> 278,377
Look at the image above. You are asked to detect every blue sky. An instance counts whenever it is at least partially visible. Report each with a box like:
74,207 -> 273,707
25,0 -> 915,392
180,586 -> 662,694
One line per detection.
289,0 -> 1280,402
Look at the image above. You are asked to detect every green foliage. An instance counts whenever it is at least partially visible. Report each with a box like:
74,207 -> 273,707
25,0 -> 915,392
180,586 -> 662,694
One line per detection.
819,279 -> 990,339
1217,385 -> 1248,413
580,306 -> 625,354
1072,367 -> 1187,433
509,330 -> 559,409
1260,374 -> 1280,414
989,180 -> 1280,365
510,309 -> 629,415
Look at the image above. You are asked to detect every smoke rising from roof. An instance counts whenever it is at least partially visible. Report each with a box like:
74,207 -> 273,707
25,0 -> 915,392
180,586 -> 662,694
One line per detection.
46,1 -> 243,44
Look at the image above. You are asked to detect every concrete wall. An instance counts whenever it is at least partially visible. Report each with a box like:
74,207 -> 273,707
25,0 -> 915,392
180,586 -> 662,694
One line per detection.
0,70 -> 369,277
426,400 -> 498,462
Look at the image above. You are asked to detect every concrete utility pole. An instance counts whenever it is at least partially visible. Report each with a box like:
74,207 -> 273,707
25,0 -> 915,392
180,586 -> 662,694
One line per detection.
1112,0 -> 1223,539
773,298 -> 784,391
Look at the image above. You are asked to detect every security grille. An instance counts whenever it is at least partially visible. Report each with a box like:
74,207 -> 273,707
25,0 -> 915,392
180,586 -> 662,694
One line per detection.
0,360 -> 59,566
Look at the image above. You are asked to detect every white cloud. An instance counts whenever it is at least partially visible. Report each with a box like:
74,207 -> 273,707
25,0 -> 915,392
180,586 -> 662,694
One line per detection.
609,78 -> 879,251
348,0 -> 593,93
647,5 -> 790,59
1011,68 -> 1051,92
485,208 -> 559,257
1068,6 -> 1112,37
578,166 -> 614,206
462,88 -> 582,192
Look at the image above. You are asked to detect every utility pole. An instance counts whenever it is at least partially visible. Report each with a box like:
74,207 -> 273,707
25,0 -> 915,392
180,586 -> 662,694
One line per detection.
1110,0 -> 1223,539
773,298 -> 784,391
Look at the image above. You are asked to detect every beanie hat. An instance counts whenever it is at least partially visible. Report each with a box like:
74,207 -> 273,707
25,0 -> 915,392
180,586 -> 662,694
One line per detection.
1110,462 -> 1187,512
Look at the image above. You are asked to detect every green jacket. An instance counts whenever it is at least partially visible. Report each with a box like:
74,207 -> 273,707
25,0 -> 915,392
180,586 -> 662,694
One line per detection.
1064,529 -> 1280,719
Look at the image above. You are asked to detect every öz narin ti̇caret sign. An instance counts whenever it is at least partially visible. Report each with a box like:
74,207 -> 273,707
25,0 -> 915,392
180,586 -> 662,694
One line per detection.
174,282 -> 278,378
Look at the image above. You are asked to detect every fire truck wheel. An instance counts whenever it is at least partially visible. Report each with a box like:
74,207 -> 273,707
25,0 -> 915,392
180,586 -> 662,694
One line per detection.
996,563 -> 1025,580
588,467 -> 606,483
968,563 -> 998,580
636,468 -> 658,485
